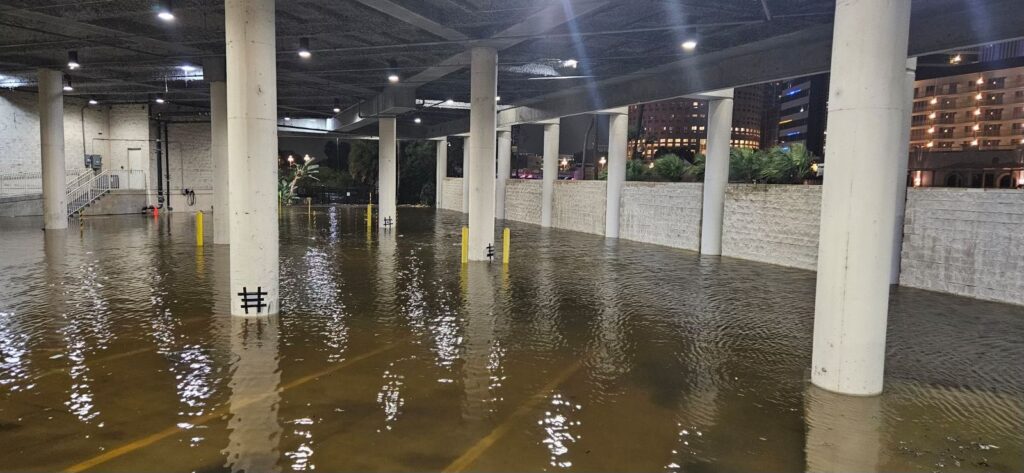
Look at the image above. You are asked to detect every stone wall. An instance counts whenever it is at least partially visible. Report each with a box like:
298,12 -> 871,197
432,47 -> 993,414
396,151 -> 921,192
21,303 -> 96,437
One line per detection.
440,177 -> 463,211
552,180 -> 606,235
503,179 -> 542,225
721,184 -> 822,270
618,182 -> 703,251
900,188 -> 1024,306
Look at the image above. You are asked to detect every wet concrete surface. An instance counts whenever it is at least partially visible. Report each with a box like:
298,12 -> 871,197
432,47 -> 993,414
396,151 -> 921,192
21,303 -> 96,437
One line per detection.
0,206 -> 1021,472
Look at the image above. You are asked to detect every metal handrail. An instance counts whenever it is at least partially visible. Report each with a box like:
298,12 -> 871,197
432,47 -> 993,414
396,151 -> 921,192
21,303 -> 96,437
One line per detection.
66,170 -> 146,216
0,168 -> 91,197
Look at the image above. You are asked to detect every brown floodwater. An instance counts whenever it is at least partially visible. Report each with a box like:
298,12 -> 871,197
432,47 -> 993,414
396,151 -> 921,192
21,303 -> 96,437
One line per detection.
0,206 -> 1021,472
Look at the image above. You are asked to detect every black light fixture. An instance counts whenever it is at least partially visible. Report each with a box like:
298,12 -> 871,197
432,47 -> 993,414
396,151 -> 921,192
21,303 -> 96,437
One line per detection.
332,98 -> 341,113
157,0 -> 175,21
62,75 -> 73,92
67,51 -> 80,70
681,28 -> 698,51
298,37 -> 311,59
387,59 -> 399,83
88,98 -> 98,105
284,114 -> 291,121
155,94 -> 166,104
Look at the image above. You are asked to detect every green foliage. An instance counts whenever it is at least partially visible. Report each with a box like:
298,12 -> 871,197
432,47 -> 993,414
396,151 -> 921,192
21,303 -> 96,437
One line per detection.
685,153 -> 706,181
652,154 -> 685,182
348,140 -> 379,187
626,159 -> 648,181
758,144 -> 814,184
279,160 -> 320,204
728,147 -> 760,182
598,168 -> 608,180
399,140 -> 436,205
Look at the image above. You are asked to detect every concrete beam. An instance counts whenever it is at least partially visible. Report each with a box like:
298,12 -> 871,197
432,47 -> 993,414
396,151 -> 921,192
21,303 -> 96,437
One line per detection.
335,87 -> 418,131
351,0 -> 469,41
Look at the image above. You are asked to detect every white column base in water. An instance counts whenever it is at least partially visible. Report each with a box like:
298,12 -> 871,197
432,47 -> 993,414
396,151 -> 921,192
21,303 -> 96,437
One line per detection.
38,69 -> 67,230
891,58 -> 917,284
462,137 -> 470,213
541,121 -> 559,227
467,47 -> 498,261
604,108 -> 628,238
226,0 -> 279,316
435,138 -> 447,209
378,116 -> 398,227
496,130 -> 512,221
699,93 -> 734,255
211,81 -> 229,244
812,0 -> 911,396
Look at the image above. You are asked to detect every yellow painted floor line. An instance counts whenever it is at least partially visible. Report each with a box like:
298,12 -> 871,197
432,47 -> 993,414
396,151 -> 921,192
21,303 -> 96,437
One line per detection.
62,342 -> 402,473
443,359 -> 585,473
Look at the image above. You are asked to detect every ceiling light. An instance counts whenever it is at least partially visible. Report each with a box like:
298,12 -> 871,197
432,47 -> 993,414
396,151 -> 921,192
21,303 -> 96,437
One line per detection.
681,28 -> 698,51
929,97 -> 937,105
179,64 -> 196,72
975,93 -> 983,100
62,77 -> 73,92
88,98 -> 98,105
414,117 -> 421,124
445,98 -> 454,104
970,139 -> 979,146
155,96 -> 165,104
974,108 -> 981,115
976,77 -> 984,85
387,59 -> 399,83
298,37 -> 311,59
332,98 -> 341,113
157,0 -> 174,21
950,54 -> 962,64
67,51 -> 80,70
972,124 -> 980,131
284,115 -> 291,121
562,59 -> 578,68
928,112 -> 936,119
681,40 -> 697,51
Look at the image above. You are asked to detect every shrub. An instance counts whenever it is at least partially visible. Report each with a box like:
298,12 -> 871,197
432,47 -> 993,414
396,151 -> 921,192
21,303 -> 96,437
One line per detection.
653,154 -> 685,181
626,159 -> 648,181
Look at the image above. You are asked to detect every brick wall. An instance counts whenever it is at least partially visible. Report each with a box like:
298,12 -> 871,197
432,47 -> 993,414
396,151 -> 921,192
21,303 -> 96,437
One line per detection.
441,177 -> 463,211
722,184 -> 821,270
166,123 -> 213,212
552,180 -> 606,235
900,188 -> 1024,305
619,182 -> 703,251
0,90 -> 107,174
503,179 -> 542,225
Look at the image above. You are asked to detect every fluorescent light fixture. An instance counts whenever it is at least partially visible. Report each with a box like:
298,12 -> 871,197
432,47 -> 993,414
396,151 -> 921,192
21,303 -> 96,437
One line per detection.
88,98 -> 98,105
63,77 -> 73,92
681,28 -> 698,51
298,37 -> 311,59
284,115 -> 291,121
332,98 -> 341,113
681,40 -> 697,51
562,59 -> 578,68
179,64 -> 196,72
414,117 -> 422,124
68,51 -> 80,70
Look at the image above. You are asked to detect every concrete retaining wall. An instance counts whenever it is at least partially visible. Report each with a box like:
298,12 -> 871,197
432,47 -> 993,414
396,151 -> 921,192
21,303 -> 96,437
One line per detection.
900,188 -> 1024,306
721,184 -> 821,270
619,182 -> 703,251
503,179 -> 542,225
0,194 -> 42,217
441,177 -> 463,212
552,180 -> 606,235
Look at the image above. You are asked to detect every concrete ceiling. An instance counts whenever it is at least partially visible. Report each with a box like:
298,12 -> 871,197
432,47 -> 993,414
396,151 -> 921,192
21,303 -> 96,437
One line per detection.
0,0 -> 1022,137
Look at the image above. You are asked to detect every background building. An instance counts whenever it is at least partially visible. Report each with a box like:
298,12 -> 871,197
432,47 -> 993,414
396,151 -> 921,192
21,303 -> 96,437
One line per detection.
777,74 -> 828,157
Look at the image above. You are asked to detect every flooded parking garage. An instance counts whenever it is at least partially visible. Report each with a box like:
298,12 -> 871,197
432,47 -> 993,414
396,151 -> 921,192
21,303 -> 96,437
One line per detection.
0,207 -> 1020,472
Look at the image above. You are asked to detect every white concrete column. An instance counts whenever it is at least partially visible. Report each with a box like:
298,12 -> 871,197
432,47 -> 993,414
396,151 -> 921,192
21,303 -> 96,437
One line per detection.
210,81 -> 229,244
467,47 -> 498,261
812,0 -> 911,395
378,116 -> 397,227
38,69 -> 67,230
226,0 -> 279,316
541,121 -> 559,227
604,108 -> 629,238
699,93 -> 734,255
462,137 -> 470,212
891,58 -> 917,284
435,137 -> 447,208
495,130 -> 512,220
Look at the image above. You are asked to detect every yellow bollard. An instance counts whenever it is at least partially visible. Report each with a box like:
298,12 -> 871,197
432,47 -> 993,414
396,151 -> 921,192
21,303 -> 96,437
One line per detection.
502,227 -> 510,264
461,226 -> 469,264
366,203 -> 373,231
196,211 -> 204,247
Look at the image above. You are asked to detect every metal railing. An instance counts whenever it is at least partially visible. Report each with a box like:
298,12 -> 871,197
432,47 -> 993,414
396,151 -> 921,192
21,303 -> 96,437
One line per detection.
0,168 -> 92,197
66,170 -> 146,216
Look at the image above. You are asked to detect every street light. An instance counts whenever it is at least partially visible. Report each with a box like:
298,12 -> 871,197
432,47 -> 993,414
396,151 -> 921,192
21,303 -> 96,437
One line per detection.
303,154 -> 312,163
287,155 -> 295,165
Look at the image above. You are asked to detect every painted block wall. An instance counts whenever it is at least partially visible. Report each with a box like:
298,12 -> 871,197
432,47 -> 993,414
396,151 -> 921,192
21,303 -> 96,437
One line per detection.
721,184 -> 821,270
441,177 -> 463,212
552,180 -> 606,235
165,122 -> 213,212
503,179 -> 542,225
0,90 -> 106,174
900,188 -> 1024,306
618,182 -> 703,251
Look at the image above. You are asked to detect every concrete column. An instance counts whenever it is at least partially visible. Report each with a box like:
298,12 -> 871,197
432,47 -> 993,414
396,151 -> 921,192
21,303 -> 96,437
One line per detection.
210,81 -> 229,244
812,0 -> 911,395
38,69 -> 67,230
495,130 -> 512,220
462,137 -> 470,212
226,0 -> 279,316
378,116 -> 397,227
435,137 -> 447,208
604,108 -> 629,238
467,47 -> 498,261
890,58 -> 917,284
699,93 -> 734,255
541,121 -> 559,227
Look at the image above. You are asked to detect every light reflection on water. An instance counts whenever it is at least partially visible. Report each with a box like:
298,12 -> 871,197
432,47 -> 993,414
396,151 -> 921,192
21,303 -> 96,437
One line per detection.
0,207 -> 1020,472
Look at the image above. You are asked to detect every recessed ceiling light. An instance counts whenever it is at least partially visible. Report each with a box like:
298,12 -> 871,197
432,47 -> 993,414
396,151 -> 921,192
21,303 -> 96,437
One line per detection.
298,38 -> 311,59
387,59 -> 399,83
333,98 -> 341,113
155,96 -> 165,104
63,83 -> 73,92
284,115 -> 291,121
68,51 -> 80,70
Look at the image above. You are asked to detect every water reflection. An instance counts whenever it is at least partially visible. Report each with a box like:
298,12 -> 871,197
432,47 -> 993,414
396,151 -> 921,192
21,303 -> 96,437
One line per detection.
461,263 -> 498,420
223,315 -> 282,473
805,385 -> 884,472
